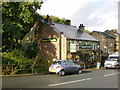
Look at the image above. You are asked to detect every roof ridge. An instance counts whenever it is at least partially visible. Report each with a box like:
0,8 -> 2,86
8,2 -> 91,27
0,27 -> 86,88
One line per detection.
103,32 -> 116,38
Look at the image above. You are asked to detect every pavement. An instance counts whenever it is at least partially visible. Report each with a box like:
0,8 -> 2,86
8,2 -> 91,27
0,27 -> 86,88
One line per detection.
2,67 -> 104,77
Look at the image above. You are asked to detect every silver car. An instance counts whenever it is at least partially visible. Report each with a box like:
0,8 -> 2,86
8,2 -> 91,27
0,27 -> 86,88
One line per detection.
49,60 -> 82,76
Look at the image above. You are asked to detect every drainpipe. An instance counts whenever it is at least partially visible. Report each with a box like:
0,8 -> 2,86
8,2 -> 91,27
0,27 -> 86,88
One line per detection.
59,34 -> 61,60
59,32 -> 63,60
98,42 -> 101,68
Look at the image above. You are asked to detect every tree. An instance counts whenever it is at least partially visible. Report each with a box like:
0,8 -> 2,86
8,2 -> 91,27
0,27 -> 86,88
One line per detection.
84,30 -> 91,34
2,2 -> 42,52
42,15 -> 67,24
51,16 -> 66,24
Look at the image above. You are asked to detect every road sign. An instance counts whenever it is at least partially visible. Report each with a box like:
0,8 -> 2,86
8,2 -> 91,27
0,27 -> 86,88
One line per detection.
80,45 -> 92,49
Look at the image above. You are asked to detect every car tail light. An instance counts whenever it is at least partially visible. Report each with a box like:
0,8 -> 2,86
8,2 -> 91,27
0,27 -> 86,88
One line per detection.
50,66 -> 52,68
56,66 -> 60,69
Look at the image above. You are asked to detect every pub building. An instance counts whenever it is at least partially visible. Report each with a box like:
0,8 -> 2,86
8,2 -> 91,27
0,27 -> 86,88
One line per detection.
22,17 -> 100,68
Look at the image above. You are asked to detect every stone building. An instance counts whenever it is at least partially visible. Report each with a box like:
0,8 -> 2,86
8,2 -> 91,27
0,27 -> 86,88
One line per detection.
105,30 -> 120,52
22,18 -> 100,64
90,31 -> 116,54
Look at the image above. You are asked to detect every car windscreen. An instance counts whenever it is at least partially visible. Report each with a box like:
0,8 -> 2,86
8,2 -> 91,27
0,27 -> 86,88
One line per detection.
107,57 -> 118,61
53,61 -> 61,65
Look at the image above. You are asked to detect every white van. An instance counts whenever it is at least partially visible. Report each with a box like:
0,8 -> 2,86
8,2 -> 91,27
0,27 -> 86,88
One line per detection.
104,52 -> 120,69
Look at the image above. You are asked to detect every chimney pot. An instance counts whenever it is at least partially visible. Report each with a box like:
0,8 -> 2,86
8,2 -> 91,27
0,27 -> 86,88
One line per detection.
78,24 -> 85,32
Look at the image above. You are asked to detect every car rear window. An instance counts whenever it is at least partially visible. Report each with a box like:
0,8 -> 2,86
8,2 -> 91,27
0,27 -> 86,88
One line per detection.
53,61 -> 61,64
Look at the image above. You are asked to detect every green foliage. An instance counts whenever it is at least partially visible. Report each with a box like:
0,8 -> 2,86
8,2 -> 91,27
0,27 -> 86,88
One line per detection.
2,49 -> 32,75
51,16 -> 67,24
2,41 -> 38,74
2,49 -> 30,64
2,43 -> 49,75
2,2 -> 51,75
84,30 -> 91,34
22,42 -> 37,59
2,2 -> 42,52
42,15 -> 67,24
32,57 -> 50,74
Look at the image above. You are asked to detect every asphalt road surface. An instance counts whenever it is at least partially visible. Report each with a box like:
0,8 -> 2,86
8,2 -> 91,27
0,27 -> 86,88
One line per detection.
2,69 -> 120,88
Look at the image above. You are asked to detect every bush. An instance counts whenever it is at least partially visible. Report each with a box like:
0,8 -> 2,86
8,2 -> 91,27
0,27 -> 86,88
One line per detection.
22,42 -> 37,59
2,49 -> 32,75
2,41 -> 51,75
2,49 -> 30,64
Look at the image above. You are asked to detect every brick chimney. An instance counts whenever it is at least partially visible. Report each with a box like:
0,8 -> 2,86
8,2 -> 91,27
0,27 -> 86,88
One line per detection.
78,24 -> 85,32
64,20 -> 71,25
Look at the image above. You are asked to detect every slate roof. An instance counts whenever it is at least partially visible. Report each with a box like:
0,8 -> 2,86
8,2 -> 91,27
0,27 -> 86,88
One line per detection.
51,23 -> 99,42
114,32 -> 120,35
94,31 -> 115,39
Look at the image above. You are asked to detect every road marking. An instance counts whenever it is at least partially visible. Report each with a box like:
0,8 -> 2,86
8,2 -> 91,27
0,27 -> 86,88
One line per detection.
49,78 -> 93,87
104,72 -> 120,77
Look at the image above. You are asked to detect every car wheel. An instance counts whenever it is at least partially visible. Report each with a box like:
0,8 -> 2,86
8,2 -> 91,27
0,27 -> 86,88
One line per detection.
105,67 -> 108,69
78,69 -> 82,74
59,70 -> 65,76
49,72 -> 52,74
116,65 -> 119,69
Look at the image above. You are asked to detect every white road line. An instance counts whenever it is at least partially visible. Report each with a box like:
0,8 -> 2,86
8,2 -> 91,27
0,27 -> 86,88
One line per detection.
49,78 -> 93,87
104,72 -> 120,77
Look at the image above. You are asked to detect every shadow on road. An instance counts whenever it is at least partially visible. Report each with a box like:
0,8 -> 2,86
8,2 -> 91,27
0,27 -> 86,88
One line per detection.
57,70 -> 93,77
82,70 -> 92,74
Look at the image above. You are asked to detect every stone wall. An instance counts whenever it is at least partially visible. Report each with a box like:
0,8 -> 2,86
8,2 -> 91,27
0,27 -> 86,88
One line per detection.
36,21 -> 60,61
90,31 -> 115,54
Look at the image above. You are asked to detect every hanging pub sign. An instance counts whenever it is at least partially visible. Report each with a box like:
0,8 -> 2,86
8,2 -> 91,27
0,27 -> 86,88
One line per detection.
41,38 -> 57,42
80,45 -> 92,49
70,40 -> 76,52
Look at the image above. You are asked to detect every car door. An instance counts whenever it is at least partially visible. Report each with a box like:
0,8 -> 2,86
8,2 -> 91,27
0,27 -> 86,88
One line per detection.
64,61 -> 77,73
63,60 -> 72,73
68,61 -> 78,73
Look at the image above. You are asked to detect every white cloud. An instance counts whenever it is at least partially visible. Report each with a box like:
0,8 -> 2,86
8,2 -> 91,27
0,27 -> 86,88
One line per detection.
71,0 -> 118,31
37,0 -> 119,32
38,0 -> 83,19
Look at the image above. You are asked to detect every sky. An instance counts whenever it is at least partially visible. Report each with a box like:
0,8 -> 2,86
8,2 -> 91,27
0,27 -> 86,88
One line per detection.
37,0 -> 119,32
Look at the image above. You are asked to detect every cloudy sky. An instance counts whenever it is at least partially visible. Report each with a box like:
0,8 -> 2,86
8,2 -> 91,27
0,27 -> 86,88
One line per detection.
37,0 -> 119,32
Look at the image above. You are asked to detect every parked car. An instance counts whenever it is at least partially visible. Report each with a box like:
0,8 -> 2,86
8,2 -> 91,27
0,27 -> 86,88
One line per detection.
49,60 -> 82,76
104,52 -> 120,69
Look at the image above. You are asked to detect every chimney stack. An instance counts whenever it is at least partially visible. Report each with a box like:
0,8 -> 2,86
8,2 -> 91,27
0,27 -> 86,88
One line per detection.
44,15 -> 52,25
79,24 -> 85,32
65,20 -> 71,25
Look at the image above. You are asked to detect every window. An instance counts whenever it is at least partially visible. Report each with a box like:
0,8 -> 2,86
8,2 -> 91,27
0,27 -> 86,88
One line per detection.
67,61 -> 76,65
107,57 -> 119,61
110,43 -> 113,47
92,43 -> 95,49
106,49 -> 108,52
53,61 -> 61,65
71,41 -> 74,44
97,45 -> 100,48
93,43 -> 97,49
67,40 -> 70,51
76,41 -> 79,51
63,61 -> 74,65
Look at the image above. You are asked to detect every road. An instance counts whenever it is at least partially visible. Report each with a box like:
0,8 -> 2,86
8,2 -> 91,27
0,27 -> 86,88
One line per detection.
2,69 -> 120,88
